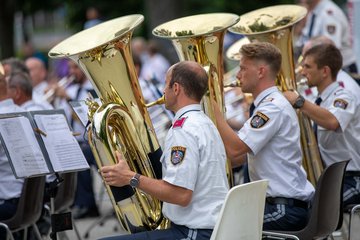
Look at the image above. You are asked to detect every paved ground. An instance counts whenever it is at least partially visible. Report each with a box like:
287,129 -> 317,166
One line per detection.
57,170 -> 356,240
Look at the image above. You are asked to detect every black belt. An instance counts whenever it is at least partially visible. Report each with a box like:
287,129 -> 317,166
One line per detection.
1,198 -> 19,205
266,197 -> 309,209
345,171 -> 360,177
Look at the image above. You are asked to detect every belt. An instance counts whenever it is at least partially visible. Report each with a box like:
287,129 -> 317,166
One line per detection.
266,197 -> 309,209
345,171 -> 360,177
0,198 -> 19,205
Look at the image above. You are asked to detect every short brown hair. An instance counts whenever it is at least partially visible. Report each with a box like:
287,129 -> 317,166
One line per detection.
304,43 -> 342,79
240,42 -> 282,77
169,61 -> 208,101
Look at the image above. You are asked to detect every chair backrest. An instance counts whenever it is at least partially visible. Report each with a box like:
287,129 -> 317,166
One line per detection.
290,160 -> 349,239
54,172 -> 78,213
313,160 -> 348,238
211,179 -> 268,240
2,176 -> 46,231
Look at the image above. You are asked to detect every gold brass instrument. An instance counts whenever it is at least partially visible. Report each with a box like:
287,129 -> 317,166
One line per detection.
229,5 -> 323,185
49,15 -> 166,233
152,13 -> 240,187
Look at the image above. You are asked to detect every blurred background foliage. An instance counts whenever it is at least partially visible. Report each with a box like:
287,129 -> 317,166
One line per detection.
0,0 -> 349,59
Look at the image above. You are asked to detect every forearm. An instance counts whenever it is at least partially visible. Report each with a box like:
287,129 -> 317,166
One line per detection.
214,104 -> 250,165
138,176 -> 192,207
301,100 -> 340,130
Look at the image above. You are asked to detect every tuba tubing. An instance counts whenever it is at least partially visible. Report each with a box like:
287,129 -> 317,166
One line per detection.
49,15 -> 166,233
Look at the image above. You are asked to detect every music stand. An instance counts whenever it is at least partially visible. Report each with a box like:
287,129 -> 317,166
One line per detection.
0,109 -> 90,240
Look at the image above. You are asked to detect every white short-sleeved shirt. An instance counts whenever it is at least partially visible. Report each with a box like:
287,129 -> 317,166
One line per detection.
0,99 -> 25,200
161,104 -> 229,229
238,87 -> 314,201
297,0 -> 356,67
317,82 -> 360,171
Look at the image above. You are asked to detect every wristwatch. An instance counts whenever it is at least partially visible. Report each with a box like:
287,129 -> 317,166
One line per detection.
129,173 -> 141,188
293,94 -> 305,109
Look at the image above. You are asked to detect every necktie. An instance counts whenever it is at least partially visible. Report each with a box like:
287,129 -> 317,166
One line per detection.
308,13 -> 316,38
249,103 -> 256,117
313,97 -> 322,140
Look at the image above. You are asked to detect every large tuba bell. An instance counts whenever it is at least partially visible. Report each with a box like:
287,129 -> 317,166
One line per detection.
229,5 -> 323,185
49,15 -> 166,233
152,13 -> 240,187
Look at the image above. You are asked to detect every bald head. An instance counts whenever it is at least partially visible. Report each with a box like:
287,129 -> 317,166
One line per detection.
168,61 -> 208,101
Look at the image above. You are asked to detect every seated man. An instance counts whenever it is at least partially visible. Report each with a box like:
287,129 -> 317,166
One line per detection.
213,42 -> 315,231
99,61 -> 229,240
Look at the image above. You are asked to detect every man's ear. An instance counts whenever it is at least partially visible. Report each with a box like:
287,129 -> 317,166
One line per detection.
258,65 -> 266,79
173,82 -> 181,95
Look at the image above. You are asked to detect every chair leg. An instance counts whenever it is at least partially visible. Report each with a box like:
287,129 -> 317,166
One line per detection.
31,223 -> 43,240
262,230 -> 300,240
349,204 -> 360,240
73,221 -> 82,240
0,223 -> 15,240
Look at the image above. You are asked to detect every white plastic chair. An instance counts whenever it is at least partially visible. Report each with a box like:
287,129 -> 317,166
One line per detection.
210,179 -> 268,240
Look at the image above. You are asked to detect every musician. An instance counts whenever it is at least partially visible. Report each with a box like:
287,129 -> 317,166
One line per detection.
284,44 -> 360,206
297,36 -> 360,103
25,57 -> 53,109
99,61 -> 229,240
295,0 -> 358,74
54,60 -> 100,219
213,42 -> 314,231
7,71 -> 52,110
0,72 -> 24,239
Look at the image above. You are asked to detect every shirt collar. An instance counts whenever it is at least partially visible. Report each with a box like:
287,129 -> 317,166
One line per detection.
173,104 -> 201,122
0,98 -> 16,108
253,86 -> 278,107
319,81 -> 339,102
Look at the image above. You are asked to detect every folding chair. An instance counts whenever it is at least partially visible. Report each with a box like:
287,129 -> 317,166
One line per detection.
263,160 -> 349,240
0,176 -> 46,240
47,172 -> 82,240
211,179 -> 268,240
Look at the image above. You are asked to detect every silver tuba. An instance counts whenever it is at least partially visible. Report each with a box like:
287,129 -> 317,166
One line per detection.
152,13 -> 240,187
49,15 -> 167,233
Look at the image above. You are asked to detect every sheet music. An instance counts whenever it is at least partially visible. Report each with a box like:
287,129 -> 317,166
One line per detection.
33,113 -> 89,172
0,116 -> 50,178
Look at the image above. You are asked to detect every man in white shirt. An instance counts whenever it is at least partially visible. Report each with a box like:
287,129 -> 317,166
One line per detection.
0,70 -> 25,239
99,61 -> 229,240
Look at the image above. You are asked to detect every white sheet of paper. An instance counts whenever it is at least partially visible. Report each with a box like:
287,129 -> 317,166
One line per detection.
33,114 -> 89,172
69,100 -> 89,127
0,116 -> 50,178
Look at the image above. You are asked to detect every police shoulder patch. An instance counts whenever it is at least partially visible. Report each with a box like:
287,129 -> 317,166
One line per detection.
250,111 -> 269,128
170,146 -> 186,165
173,117 -> 187,129
333,99 -> 348,109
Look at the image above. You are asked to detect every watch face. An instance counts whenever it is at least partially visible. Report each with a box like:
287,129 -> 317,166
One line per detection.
130,175 -> 139,188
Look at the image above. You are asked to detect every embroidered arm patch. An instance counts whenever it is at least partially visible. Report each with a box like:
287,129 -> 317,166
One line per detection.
250,111 -> 269,128
333,99 -> 348,109
171,146 -> 186,165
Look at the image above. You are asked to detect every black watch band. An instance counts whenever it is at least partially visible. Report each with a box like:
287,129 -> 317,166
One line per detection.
293,94 -> 305,109
129,173 -> 140,188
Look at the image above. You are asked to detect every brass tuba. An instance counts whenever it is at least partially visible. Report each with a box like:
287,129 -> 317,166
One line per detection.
49,15 -> 166,233
152,13 -> 240,187
229,5 -> 323,185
